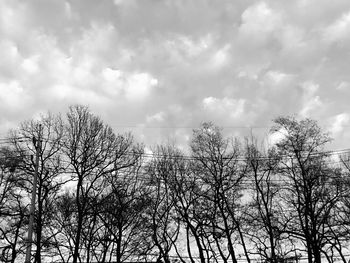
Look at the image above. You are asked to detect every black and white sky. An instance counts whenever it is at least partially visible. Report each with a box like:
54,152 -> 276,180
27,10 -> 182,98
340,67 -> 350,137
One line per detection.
1,0 -> 350,149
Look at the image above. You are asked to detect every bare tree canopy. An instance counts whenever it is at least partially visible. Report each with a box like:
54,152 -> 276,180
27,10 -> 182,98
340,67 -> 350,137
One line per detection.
0,109 -> 349,263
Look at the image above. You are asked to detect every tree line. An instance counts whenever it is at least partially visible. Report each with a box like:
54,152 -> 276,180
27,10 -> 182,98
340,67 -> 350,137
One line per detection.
0,105 -> 350,263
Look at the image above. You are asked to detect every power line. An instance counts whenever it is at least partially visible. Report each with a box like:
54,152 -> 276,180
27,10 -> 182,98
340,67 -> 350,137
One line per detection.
0,137 -> 30,144
108,124 -> 350,130
110,125 -> 271,129
134,149 -> 350,162
2,136 -> 350,175
7,134 -> 350,163
47,138 -> 350,162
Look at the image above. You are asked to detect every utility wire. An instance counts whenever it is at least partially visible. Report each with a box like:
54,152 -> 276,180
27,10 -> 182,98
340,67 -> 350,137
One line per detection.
108,124 -> 350,129
41,136 -> 350,162
22,134 -> 350,162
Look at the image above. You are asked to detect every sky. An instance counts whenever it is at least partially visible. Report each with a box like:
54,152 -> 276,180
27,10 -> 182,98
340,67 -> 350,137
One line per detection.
1,0 -> 350,150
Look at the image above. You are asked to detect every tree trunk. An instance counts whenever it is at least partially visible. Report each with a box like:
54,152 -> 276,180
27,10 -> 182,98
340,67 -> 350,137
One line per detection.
116,223 -> 123,263
185,225 -> 196,263
35,183 -> 43,263
73,183 -> 84,263
73,213 -> 83,263
10,214 -> 23,263
312,243 -> 322,263
189,224 -> 206,263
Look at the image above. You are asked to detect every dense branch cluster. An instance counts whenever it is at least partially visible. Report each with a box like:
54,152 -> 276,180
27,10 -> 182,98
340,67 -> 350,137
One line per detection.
0,105 -> 350,263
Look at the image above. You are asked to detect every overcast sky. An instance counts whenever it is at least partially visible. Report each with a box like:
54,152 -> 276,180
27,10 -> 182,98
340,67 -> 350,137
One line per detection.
1,0 -> 350,149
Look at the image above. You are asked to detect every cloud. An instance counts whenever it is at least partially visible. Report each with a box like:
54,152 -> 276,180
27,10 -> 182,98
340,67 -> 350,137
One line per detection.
124,72 -> 158,101
0,81 -> 28,108
209,44 -> 231,70
0,0 -> 350,151
101,68 -> 158,100
337,81 -> 350,90
323,11 -> 350,44
50,84 -> 102,103
202,97 -> 245,119
21,55 -> 40,74
238,2 -> 283,47
74,22 -> 116,56
299,82 -> 323,117
329,113 -> 350,135
146,111 -> 166,124
264,70 -> 295,85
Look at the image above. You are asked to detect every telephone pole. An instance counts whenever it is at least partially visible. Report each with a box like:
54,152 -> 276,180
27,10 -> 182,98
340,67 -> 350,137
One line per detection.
25,125 -> 42,263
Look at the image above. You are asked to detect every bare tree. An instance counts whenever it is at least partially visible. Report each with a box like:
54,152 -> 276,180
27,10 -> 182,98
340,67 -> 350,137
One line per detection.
8,113 -> 67,263
245,141 -> 295,262
0,147 -> 27,263
169,154 -> 208,263
326,153 -> 350,263
190,122 -> 250,263
96,155 -> 151,263
50,191 -> 77,263
145,145 -> 183,263
272,116 -> 342,263
62,105 -> 143,263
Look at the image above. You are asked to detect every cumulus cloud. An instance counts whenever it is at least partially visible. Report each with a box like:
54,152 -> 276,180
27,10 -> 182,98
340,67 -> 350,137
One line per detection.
124,72 -> 158,101
0,0 -> 349,150
337,81 -> 350,90
146,111 -> 166,124
21,55 -> 40,74
0,81 -> 28,108
202,97 -> 245,119
329,113 -> 350,135
323,11 -> 350,44
101,68 -> 158,101
238,2 -> 283,46
299,82 -> 323,117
